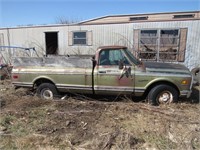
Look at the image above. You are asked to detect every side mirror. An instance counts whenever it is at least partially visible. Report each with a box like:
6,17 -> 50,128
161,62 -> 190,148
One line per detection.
119,60 -> 124,70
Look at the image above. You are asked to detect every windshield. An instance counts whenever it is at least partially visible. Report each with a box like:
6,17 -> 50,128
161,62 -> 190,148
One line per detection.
124,49 -> 141,65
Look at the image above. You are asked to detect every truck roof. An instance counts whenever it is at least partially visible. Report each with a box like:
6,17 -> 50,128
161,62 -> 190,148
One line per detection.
97,46 -> 127,50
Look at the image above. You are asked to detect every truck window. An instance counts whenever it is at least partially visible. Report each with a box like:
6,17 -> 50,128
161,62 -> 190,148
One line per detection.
124,49 -> 141,65
99,49 -> 129,65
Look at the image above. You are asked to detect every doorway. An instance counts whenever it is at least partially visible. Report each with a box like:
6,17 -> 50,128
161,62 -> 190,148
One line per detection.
45,32 -> 58,55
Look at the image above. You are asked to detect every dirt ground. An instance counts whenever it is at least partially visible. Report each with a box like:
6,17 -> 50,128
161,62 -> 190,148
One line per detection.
0,80 -> 200,150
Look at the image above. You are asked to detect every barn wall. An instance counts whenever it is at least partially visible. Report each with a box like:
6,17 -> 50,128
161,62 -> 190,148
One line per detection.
0,26 -> 69,59
0,20 -> 200,69
65,24 -> 133,55
0,24 -> 133,56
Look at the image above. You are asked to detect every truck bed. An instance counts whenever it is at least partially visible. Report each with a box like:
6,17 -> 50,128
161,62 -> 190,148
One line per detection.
12,56 -> 93,68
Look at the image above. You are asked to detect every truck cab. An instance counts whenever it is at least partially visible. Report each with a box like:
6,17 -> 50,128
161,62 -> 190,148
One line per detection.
93,46 -> 140,95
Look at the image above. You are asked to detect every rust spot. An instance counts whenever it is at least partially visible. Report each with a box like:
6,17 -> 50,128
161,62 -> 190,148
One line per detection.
116,76 -> 132,86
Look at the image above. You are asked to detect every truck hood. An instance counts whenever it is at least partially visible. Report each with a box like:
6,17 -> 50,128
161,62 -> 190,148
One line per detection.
143,62 -> 191,75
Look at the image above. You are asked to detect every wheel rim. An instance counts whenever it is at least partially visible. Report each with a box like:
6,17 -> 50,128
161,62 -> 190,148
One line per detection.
157,91 -> 173,104
42,89 -> 53,100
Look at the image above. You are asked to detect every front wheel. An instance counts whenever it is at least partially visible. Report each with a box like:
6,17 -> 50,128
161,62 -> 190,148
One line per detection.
148,84 -> 178,106
36,83 -> 58,100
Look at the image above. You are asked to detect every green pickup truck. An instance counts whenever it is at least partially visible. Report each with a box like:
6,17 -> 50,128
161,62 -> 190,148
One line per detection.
11,46 -> 193,105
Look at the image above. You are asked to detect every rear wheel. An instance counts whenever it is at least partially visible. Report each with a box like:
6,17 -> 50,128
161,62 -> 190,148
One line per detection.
148,84 -> 178,106
36,83 -> 58,100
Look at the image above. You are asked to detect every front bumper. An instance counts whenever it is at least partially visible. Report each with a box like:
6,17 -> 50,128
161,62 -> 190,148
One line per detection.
187,90 -> 192,98
180,90 -> 192,98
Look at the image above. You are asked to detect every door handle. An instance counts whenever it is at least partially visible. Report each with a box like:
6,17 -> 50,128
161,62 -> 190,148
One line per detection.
98,71 -> 106,73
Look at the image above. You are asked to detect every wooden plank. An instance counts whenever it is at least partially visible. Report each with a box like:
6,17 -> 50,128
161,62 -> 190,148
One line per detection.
133,29 -> 140,57
178,28 -> 188,62
87,31 -> 93,46
68,31 -> 73,46
0,33 -> 4,46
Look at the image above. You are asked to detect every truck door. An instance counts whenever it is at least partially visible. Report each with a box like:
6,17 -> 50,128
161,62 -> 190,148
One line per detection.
94,49 -> 134,95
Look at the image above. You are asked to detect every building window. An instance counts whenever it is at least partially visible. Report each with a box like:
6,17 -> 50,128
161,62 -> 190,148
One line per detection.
73,32 -> 87,45
160,30 -> 179,46
173,14 -> 195,19
68,31 -> 93,46
139,30 -> 158,60
130,16 -> 148,21
159,29 -> 179,60
136,28 -> 187,62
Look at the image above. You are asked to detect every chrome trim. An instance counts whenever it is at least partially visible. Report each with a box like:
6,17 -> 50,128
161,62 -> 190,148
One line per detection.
190,74 -> 194,90
186,74 -> 193,98
56,84 -> 92,90
134,89 -> 145,93
56,84 -> 92,88
135,71 -> 192,78
94,86 -> 134,92
12,82 -> 33,87
12,72 -> 91,75
187,90 -> 192,98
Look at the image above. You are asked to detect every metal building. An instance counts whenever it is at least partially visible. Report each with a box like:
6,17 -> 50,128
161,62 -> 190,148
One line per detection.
0,11 -> 199,70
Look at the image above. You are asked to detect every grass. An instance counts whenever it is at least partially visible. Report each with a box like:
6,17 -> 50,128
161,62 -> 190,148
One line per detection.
120,112 -> 177,149
0,81 -> 200,149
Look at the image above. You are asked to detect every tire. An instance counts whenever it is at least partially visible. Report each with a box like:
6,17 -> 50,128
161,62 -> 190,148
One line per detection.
148,84 -> 178,106
36,83 -> 58,100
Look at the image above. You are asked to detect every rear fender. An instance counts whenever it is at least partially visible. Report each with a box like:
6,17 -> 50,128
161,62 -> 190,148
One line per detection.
33,76 -> 56,86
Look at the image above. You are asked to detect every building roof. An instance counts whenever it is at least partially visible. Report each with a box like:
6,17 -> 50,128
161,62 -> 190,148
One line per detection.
79,11 -> 200,25
0,11 -> 199,29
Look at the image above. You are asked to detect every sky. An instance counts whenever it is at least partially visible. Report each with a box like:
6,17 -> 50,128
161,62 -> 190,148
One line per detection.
0,0 -> 199,27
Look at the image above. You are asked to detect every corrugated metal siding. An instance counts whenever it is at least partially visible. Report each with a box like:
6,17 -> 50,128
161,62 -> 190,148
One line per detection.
0,20 -> 199,69
1,24 -> 134,56
0,26 -> 69,58
66,24 -> 133,55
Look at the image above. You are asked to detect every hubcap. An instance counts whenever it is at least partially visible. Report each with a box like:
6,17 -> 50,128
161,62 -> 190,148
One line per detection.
42,89 -> 53,100
157,91 -> 173,104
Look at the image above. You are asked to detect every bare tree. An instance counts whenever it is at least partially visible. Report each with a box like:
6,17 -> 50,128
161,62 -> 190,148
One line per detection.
55,16 -> 80,24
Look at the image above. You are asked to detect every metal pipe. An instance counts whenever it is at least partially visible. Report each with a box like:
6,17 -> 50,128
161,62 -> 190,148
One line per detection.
0,46 -> 35,51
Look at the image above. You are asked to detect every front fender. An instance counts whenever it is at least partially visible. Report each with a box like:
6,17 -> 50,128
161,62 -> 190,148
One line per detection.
145,78 -> 179,90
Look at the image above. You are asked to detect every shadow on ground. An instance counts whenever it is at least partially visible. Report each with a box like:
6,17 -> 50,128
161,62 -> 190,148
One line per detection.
190,86 -> 200,103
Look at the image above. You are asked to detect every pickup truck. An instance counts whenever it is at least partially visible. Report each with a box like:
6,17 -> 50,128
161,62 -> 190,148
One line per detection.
11,46 -> 193,105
